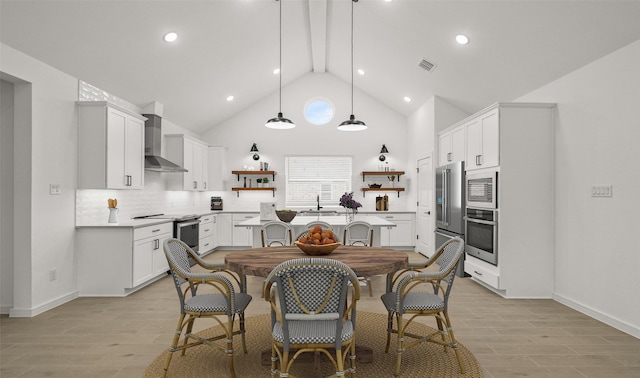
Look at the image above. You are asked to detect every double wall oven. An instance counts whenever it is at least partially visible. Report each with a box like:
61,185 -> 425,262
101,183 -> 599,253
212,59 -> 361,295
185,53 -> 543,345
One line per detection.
464,170 -> 498,265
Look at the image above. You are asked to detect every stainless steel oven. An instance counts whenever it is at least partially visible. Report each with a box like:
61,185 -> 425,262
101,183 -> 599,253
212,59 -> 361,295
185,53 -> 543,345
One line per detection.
464,207 -> 498,265
175,217 -> 200,254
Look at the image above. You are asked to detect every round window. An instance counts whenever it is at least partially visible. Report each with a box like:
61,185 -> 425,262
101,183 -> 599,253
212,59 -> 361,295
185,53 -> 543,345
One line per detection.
304,98 -> 335,126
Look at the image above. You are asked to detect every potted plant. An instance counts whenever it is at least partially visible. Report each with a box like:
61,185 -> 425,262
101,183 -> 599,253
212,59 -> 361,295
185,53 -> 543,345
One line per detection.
256,178 -> 263,188
262,177 -> 270,187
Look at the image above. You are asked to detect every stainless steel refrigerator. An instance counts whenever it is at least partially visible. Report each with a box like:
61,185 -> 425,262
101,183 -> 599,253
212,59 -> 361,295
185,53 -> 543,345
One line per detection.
434,161 -> 466,277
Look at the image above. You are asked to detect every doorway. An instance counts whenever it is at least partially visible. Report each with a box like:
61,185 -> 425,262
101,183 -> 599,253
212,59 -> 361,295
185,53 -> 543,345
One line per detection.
416,155 -> 433,257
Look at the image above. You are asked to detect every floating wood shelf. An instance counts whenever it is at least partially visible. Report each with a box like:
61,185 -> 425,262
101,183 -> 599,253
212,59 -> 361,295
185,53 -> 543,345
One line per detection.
362,171 -> 405,182
361,187 -> 405,198
231,170 -> 276,181
231,187 -> 276,197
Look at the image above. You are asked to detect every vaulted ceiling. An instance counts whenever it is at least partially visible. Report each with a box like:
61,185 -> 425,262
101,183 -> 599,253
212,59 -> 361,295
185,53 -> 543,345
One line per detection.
3,0 -> 640,134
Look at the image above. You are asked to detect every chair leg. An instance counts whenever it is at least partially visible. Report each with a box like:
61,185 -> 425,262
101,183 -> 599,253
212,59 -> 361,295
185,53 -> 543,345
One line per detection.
335,348 -> 345,377
367,277 -> 373,297
163,313 -> 186,377
394,314 -> 404,376
238,312 -> 248,354
225,318 -> 236,378
271,344 -> 279,377
181,317 -> 195,356
443,311 -> 465,374
349,338 -> 358,377
280,350 -> 290,378
384,311 -> 393,353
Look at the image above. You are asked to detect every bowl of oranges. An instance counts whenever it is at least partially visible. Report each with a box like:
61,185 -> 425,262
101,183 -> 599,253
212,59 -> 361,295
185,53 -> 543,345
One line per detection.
295,225 -> 340,256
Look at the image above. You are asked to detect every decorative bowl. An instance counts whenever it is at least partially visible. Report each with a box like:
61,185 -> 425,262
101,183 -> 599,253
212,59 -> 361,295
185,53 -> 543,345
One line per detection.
276,210 -> 297,223
294,241 -> 341,256
368,183 -> 382,188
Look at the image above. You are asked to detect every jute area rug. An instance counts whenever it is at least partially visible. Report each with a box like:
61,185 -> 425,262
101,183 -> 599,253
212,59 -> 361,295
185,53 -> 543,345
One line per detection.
144,312 -> 483,378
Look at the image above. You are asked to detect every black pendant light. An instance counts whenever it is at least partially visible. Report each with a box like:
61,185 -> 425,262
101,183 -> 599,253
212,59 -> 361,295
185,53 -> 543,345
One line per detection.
338,0 -> 367,131
265,0 -> 295,129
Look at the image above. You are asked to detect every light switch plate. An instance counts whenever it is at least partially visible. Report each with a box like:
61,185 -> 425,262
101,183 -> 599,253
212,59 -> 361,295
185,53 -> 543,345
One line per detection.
591,185 -> 612,197
49,184 -> 61,195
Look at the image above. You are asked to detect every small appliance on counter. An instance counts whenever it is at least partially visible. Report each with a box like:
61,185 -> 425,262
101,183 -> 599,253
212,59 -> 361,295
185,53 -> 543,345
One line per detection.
210,196 -> 223,210
375,195 -> 389,211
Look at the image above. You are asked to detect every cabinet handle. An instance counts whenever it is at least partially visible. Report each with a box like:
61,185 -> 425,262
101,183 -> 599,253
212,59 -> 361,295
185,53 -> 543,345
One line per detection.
204,243 -> 209,247
204,182 -> 207,189
154,239 -> 160,250
447,152 -> 452,162
193,181 -> 197,189
152,229 -> 161,233
474,270 -> 483,276
204,229 -> 210,232
476,155 -> 483,166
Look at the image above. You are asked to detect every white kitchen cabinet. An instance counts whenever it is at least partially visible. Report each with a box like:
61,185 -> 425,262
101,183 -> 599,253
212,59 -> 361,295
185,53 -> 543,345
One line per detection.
232,213 -> 257,247
198,214 -> 215,255
438,125 -> 465,166
76,222 -> 172,296
216,214 -> 233,246
77,101 -> 145,189
465,108 -> 499,171
208,146 -> 226,191
165,134 -> 210,191
378,213 -> 415,249
458,103 -> 556,298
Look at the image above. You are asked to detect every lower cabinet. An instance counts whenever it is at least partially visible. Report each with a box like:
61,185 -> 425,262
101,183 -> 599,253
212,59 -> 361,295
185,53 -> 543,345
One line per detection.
232,213 -> 257,247
198,214 -> 215,255
77,222 -> 173,296
377,213 -> 415,249
214,213 -> 257,248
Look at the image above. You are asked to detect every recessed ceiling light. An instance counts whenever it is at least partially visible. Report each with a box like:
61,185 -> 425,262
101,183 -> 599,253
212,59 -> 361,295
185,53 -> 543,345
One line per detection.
357,68 -> 365,75
226,95 -> 234,102
273,68 -> 280,75
403,96 -> 412,103
455,34 -> 469,45
163,32 -> 178,42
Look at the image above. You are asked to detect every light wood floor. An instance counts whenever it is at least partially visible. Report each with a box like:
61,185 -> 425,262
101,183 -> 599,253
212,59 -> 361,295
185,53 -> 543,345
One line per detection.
2,250 -> 639,378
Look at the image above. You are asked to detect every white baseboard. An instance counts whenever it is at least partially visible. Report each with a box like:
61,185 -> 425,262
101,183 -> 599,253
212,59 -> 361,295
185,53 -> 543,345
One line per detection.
8,291 -> 78,317
553,293 -> 640,339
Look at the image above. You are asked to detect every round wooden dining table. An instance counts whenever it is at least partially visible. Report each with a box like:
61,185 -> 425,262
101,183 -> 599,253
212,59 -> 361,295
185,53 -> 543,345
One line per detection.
225,245 -> 409,278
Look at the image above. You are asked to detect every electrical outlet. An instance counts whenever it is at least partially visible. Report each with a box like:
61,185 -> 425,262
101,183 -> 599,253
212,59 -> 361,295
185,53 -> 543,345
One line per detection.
591,185 -> 613,197
49,268 -> 57,281
49,184 -> 61,195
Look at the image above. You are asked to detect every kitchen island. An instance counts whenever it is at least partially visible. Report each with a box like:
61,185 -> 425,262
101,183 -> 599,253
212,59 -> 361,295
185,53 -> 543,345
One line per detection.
237,215 -> 396,247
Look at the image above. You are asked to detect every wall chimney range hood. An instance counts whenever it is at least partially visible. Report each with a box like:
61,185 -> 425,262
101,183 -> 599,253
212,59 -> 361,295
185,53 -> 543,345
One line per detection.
143,114 -> 188,172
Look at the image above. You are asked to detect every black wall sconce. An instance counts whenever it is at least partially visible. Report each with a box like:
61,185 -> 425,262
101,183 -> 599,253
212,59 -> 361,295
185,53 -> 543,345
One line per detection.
250,143 -> 260,160
379,144 -> 389,161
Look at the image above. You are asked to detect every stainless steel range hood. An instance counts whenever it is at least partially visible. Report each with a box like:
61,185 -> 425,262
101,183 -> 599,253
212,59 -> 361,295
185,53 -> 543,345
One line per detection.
143,114 -> 188,172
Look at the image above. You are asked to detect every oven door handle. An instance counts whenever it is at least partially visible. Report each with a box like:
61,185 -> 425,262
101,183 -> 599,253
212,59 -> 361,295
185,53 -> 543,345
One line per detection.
464,216 -> 497,226
178,220 -> 201,227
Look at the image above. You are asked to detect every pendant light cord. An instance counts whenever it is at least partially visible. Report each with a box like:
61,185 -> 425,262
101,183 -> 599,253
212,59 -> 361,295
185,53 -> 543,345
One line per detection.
279,0 -> 283,114
350,0 -> 354,115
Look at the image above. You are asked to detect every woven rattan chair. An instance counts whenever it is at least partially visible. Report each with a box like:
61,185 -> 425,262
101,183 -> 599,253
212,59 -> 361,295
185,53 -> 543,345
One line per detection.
343,221 -> 375,296
163,239 -> 252,378
261,220 -> 293,247
264,258 -> 361,377
381,237 -> 465,376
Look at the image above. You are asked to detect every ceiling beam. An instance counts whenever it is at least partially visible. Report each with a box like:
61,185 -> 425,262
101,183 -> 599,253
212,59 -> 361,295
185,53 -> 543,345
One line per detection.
308,0 -> 327,72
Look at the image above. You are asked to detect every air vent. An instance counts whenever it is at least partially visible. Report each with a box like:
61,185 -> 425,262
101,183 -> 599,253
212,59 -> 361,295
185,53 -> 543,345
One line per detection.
418,58 -> 437,72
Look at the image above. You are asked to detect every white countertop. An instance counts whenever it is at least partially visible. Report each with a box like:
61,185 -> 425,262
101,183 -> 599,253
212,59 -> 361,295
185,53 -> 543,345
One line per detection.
237,215 -> 396,228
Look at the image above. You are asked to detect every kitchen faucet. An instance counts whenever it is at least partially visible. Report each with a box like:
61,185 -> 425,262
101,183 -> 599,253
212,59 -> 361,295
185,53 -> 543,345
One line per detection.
317,194 -> 323,211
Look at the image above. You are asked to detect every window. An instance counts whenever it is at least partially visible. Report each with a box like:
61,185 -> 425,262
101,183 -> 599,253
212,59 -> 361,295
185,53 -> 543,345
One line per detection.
304,98 -> 335,125
285,156 -> 352,208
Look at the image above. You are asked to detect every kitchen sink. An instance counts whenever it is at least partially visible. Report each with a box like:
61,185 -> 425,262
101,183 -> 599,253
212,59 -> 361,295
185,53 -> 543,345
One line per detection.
300,210 -> 339,216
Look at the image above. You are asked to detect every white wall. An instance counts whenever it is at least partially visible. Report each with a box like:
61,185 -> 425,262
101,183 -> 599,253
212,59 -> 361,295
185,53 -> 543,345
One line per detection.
0,78 -> 15,312
516,40 -> 640,337
1,44 -> 78,315
201,72 -> 412,213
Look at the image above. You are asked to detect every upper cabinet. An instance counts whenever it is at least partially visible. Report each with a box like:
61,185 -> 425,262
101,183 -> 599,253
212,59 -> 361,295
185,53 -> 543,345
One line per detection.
77,101 -> 145,189
465,108 -> 500,171
165,135 -> 210,191
438,125 -> 465,166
